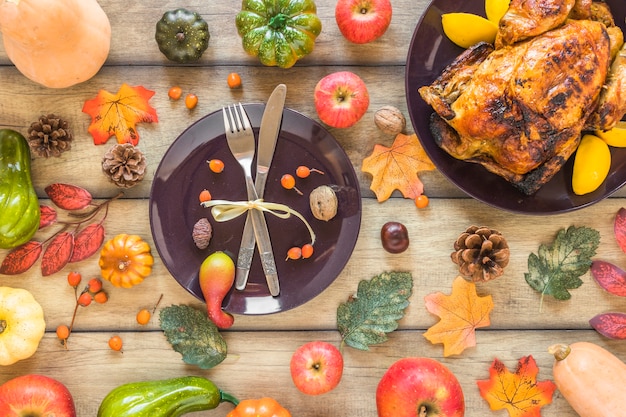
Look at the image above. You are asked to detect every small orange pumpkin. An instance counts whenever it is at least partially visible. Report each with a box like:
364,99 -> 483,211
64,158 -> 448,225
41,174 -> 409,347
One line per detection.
99,234 -> 154,288
0,0 -> 111,88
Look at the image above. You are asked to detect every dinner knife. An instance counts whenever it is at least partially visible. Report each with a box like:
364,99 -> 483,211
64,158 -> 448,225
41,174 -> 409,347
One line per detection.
235,84 -> 287,295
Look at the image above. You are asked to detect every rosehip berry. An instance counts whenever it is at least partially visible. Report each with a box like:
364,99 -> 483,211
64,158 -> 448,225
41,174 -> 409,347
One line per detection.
88,277 -> 103,294
168,86 -> 182,100
136,309 -> 151,325
199,189 -> 212,203
93,291 -> 108,304
67,271 -> 82,288
207,159 -> 224,173
286,246 -> 302,260
415,194 -> 429,209
78,292 -> 92,307
301,243 -> 314,259
281,174 -> 303,195
227,72 -> 242,89
108,335 -> 123,352
56,325 -> 70,341
296,166 -> 324,178
185,93 -> 198,110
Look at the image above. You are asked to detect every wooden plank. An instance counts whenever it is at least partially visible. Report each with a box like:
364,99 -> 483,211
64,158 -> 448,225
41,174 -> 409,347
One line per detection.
0,329 -> 621,416
0,0 -> 427,66
2,197 -> 624,332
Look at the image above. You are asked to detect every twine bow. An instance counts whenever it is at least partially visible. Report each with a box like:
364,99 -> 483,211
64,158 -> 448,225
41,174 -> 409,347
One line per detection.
201,199 -> 316,244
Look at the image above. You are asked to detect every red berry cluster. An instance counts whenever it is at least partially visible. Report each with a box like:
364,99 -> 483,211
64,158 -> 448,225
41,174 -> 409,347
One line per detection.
56,272 -> 109,348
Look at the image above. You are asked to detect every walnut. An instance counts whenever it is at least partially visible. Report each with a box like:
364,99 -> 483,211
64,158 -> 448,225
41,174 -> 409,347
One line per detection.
374,106 -> 406,135
192,218 -> 212,249
309,185 -> 338,221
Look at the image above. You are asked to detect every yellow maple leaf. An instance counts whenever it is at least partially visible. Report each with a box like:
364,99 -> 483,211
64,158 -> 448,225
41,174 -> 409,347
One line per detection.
477,356 -> 557,417
361,133 -> 435,202
423,276 -> 494,356
82,83 -> 158,146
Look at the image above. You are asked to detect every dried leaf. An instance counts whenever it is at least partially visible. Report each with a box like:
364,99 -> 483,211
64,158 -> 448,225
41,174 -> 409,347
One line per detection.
337,271 -> 413,350
361,133 -> 435,202
41,232 -> 74,276
524,226 -> 600,304
159,304 -> 227,369
0,241 -> 43,275
39,205 -> 57,229
45,183 -> 92,211
70,224 -> 105,263
477,356 -> 556,417
590,260 -> 626,296
614,207 -> 626,253
423,276 -> 494,356
589,312 -> 626,339
82,83 -> 158,146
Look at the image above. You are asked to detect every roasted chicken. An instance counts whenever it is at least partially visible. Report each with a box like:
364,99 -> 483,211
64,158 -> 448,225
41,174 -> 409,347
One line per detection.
419,0 -> 626,195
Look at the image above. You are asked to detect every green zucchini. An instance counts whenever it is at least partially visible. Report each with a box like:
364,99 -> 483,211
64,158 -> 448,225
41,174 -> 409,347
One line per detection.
0,129 -> 40,249
97,376 -> 238,417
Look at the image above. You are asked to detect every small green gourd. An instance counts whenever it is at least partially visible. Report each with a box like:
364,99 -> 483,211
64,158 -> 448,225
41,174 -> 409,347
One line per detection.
155,8 -> 210,63
0,129 -> 40,249
97,376 -> 238,417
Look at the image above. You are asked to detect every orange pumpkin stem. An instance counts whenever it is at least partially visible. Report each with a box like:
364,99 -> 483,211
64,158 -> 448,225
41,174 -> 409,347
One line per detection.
548,343 -> 571,361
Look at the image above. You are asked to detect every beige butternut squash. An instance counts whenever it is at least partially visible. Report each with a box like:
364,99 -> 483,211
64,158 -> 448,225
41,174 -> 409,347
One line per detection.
0,0 -> 111,88
549,342 -> 626,417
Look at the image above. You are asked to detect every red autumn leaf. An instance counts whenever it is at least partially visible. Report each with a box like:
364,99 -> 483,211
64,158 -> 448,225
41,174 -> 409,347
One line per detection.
70,223 -> 105,263
590,260 -> 626,296
477,356 -> 556,417
615,207 -> 626,253
589,312 -> 626,339
45,183 -> 92,211
41,232 -> 74,276
0,241 -> 43,275
39,205 -> 57,229
82,83 -> 158,146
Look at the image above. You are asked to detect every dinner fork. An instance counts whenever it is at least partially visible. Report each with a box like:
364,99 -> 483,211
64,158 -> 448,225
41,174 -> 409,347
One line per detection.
223,104 -> 280,296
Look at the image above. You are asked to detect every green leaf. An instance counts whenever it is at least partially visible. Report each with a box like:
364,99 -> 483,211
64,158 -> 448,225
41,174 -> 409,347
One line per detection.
337,271 -> 413,351
159,304 -> 227,369
524,226 -> 600,305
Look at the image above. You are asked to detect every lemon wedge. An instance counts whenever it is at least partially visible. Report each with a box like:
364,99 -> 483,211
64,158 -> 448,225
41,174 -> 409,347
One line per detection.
442,13 -> 498,48
596,121 -> 626,148
485,0 -> 511,24
572,134 -> 611,195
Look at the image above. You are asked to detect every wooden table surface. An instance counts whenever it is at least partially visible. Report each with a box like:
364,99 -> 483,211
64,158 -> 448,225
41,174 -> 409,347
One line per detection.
2,0 -> 626,415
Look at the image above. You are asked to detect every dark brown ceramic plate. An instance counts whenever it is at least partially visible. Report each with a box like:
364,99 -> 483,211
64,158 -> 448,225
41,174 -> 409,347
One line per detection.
149,104 -> 361,315
406,0 -> 626,214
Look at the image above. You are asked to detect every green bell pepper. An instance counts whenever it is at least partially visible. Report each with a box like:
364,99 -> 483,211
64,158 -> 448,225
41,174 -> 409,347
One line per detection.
235,0 -> 322,68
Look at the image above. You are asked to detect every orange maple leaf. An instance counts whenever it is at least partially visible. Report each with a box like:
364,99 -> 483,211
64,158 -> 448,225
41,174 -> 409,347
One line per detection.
361,133 -> 435,202
477,356 -> 557,417
423,276 -> 493,356
82,83 -> 158,146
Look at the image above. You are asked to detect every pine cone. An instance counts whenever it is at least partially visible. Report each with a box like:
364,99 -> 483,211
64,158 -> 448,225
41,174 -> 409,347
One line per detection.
451,226 -> 510,282
27,114 -> 73,158
102,143 -> 147,188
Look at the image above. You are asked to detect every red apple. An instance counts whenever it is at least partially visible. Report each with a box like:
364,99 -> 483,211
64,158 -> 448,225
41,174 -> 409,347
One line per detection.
290,341 -> 344,395
314,71 -> 370,128
0,374 -> 76,417
335,0 -> 392,44
376,357 -> 465,417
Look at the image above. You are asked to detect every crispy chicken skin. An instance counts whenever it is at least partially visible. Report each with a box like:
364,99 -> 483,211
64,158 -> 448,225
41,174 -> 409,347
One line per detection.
419,19 -> 611,194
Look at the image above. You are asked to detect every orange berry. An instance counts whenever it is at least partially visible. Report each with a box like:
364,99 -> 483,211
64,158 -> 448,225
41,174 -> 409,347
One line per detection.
67,271 -> 82,288
88,277 -> 103,294
56,325 -> 70,340
136,309 -> 151,325
301,243 -> 314,259
78,292 -> 92,307
207,159 -> 225,173
93,291 -> 108,304
199,189 -> 212,203
415,194 -> 429,209
168,86 -> 182,100
286,246 -> 302,260
227,72 -> 242,89
108,335 -> 123,352
185,93 -> 198,110
281,174 -> 303,195
296,166 -> 324,178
